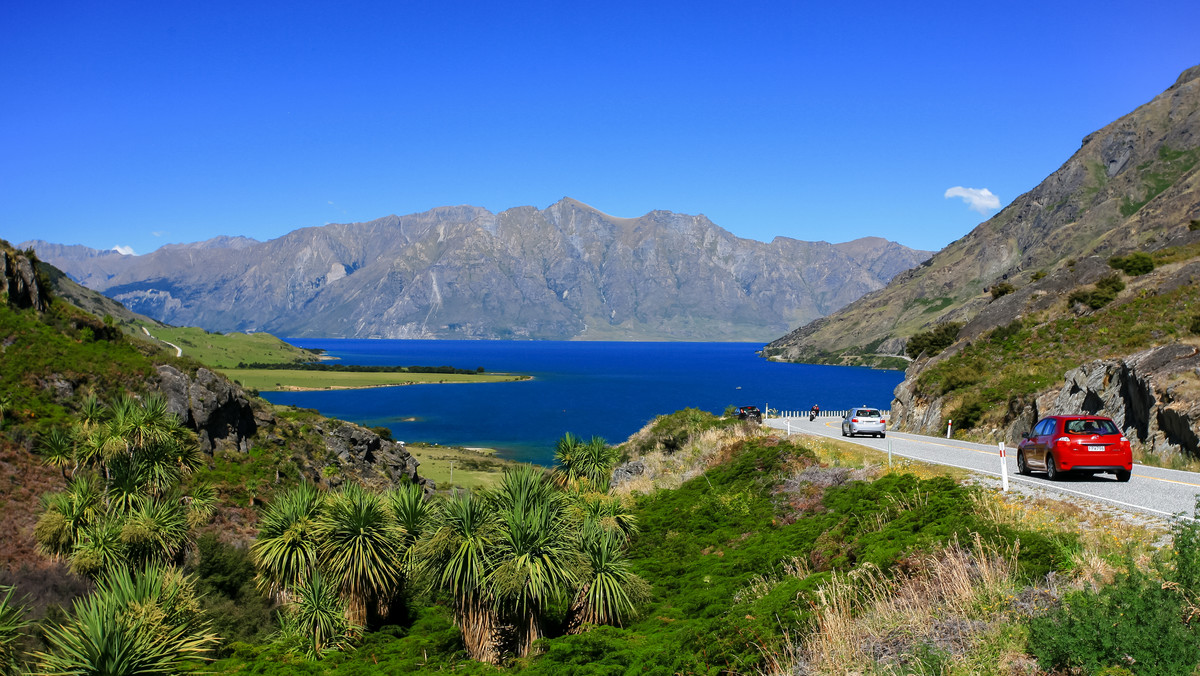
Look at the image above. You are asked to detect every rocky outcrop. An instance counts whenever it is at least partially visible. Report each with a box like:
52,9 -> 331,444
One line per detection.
155,363 -> 431,490
1049,344 -> 1200,463
157,365 -> 257,454
894,343 -> 1200,463
322,423 -> 429,491
1,249 -> 45,312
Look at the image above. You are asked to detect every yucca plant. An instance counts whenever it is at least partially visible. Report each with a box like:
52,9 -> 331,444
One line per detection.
32,563 -> 218,675
40,427 -> 75,479
572,492 -> 639,541
489,466 -> 581,657
417,491 -> 501,664
316,483 -> 403,628
275,570 -> 358,659
0,585 -> 30,675
251,483 -> 326,601
566,524 -> 649,632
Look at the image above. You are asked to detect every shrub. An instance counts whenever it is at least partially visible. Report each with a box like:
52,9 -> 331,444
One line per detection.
1109,252 -> 1155,276
905,322 -> 964,359
990,282 -> 1015,299
1028,498 -> 1200,675
1069,274 -> 1126,310
1031,270 -> 1047,282
946,396 -> 987,431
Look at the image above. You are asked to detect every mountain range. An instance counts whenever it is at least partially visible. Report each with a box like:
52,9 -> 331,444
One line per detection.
25,199 -> 929,341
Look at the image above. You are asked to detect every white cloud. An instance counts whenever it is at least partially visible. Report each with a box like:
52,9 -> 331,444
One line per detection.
112,245 -> 136,256
944,186 -> 1001,214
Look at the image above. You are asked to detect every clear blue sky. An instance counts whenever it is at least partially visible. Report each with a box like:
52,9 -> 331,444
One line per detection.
3,1 -> 1198,256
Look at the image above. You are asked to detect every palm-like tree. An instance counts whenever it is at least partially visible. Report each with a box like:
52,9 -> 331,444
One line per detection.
251,483 -> 326,601
489,465 -> 581,657
277,570 -> 357,659
316,483 -> 403,628
552,434 -> 619,493
566,524 -> 649,633
40,428 -> 75,479
0,585 -> 30,675
417,491 -> 501,664
32,563 -> 218,675
572,492 -> 640,541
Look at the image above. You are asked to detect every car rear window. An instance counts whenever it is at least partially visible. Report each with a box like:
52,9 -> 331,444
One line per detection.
856,409 -> 881,417
1063,419 -> 1120,435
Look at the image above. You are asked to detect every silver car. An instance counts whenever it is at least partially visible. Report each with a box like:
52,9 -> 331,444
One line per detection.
842,407 -> 886,438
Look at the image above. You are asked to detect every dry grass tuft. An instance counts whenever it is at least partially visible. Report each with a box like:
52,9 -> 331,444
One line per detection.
770,534 -> 1023,675
613,424 -> 764,495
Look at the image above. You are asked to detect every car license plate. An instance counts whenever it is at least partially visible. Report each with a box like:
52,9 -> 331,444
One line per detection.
1087,444 -> 1105,452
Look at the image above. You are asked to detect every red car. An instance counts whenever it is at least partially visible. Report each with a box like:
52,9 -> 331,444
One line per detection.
1016,415 -> 1132,482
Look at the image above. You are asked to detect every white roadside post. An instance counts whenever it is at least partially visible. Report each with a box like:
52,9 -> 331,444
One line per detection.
786,420 -> 791,435
946,419 -> 953,439
999,442 -> 1009,491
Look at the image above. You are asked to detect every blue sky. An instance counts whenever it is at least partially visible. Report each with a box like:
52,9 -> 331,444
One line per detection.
2,1 -> 1198,256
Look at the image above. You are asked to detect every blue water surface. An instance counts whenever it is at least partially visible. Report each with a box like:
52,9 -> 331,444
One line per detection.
261,340 -> 904,465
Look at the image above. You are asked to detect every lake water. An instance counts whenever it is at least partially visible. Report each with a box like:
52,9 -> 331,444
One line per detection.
261,340 -> 905,465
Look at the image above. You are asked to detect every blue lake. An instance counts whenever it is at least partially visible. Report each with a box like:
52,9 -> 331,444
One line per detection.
261,340 -> 905,465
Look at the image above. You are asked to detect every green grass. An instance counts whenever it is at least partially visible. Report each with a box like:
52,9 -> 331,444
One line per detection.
220,369 -> 529,392
138,324 -> 322,368
406,444 -> 522,491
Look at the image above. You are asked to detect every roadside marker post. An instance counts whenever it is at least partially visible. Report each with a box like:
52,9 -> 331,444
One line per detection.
786,420 -> 791,435
946,420 -> 953,438
999,442 -> 1009,492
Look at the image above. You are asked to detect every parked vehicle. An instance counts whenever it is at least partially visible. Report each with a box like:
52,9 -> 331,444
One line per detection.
1016,415 -> 1132,482
841,407 -> 886,438
736,406 -> 763,423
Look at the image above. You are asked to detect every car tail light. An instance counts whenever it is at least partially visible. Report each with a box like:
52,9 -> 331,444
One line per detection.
1056,437 -> 1069,443
881,419 -> 887,424
851,418 -> 859,423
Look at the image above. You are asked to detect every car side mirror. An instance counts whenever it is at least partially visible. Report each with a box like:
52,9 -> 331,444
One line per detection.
1021,432 -> 1031,440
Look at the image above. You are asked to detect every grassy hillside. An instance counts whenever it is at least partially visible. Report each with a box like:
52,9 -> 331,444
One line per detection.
174,416 -> 1181,675
139,324 -> 323,368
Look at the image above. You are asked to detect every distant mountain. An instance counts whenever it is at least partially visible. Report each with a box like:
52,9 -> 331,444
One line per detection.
25,199 -> 930,341
767,64 -> 1200,364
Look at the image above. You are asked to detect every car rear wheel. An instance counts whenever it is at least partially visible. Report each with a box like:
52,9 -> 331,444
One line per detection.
879,432 -> 886,438
1116,469 -> 1131,482
1016,450 -> 1030,475
1045,453 -> 1062,481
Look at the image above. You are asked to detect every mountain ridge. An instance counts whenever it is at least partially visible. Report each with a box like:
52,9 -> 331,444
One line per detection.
766,64 -> 1200,365
26,198 -> 931,341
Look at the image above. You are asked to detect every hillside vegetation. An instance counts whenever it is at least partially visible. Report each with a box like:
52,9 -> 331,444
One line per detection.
768,65 -> 1200,368
7,243 -> 1200,674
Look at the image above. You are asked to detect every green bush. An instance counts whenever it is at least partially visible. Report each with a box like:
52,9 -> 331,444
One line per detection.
1028,498 -> 1200,675
1109,252 -> 1155,276
946,396 -> 987,431
1031,270 -> 1047,282
905,322 -> 964,359
990,282 -> 1015,299
1069,274 -> 1126,310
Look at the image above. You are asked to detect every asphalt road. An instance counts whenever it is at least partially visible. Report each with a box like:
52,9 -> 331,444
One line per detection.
766,415 -> 1200,522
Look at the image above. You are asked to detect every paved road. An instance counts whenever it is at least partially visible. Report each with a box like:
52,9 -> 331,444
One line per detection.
766,415 -> 1200,521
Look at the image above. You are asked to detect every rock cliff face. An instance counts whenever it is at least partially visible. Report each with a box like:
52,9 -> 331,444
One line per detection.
1,249 -> 45,312
27,200 -> 930,341
157,365 -> 258,454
